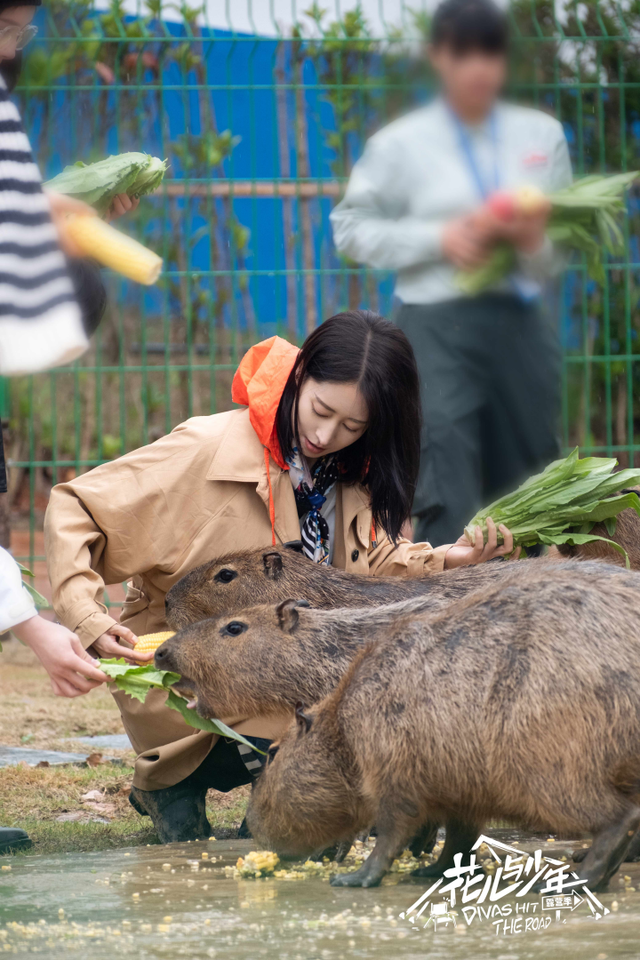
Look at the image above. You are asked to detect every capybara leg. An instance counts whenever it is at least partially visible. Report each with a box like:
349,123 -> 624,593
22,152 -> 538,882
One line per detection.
411,818 -> 481,879
576,806 -> 640,892
625,829 -> 640,862
312,837 -> 354,863
574,825 -> 640,865
330,806 -> 416,888
409,820 -> 439,858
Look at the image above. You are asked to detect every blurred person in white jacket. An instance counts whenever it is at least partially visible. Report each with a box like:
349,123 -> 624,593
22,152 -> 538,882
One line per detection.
331,0 -> 572,547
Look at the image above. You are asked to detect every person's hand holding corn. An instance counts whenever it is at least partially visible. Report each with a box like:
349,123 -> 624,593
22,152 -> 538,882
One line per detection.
90,623 -> 154,664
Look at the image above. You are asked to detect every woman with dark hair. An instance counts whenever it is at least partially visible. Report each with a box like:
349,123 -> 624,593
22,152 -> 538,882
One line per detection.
45,314 -> 514,843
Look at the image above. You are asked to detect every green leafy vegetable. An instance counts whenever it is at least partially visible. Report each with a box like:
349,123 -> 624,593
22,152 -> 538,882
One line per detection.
16,561 -> 48,609
99,659 -> 263,752
457,171 -> 638,295
45,152 -> 168,216
464,448 -> 640,566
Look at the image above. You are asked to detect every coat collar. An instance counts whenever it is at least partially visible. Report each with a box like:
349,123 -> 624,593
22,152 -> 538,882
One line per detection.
206,407 -> 373,551
205,408 -> 266,483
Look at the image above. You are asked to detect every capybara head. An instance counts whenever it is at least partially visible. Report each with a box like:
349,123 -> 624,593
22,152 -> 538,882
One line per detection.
155,597 -> 369,721
164,542 -> 535,630
246,700 -> 367,859
164,543 -> 320,629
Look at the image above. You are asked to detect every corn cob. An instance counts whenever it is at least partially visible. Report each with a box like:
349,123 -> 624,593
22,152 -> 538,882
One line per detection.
234,850 -> 280,877
63,215 -> 163,285
133,631 -> 176,654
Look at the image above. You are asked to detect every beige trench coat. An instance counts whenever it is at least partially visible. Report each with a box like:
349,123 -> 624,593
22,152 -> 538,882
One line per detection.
45,408 -> 449,790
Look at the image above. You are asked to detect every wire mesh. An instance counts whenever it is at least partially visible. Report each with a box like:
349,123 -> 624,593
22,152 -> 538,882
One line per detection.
2,0 -> 639,606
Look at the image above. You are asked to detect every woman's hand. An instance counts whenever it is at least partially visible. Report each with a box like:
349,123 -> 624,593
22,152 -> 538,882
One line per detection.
90,623 -> 153,663
444,517 -> 521,569
105,194 -> 140,222
44,190 -> 97,257
13,616 -> 108,698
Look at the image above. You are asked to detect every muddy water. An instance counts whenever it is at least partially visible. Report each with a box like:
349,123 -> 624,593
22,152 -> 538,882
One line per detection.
1,837 -> 639,959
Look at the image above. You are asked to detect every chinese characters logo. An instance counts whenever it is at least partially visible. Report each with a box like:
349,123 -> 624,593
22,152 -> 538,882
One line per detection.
400,835 -> 610,936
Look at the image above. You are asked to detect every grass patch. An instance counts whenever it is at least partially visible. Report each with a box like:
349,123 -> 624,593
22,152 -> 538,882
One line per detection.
0,639 -> 249,856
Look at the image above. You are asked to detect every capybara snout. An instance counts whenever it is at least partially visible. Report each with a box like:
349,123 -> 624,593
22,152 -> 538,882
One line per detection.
154,600 -> 320,721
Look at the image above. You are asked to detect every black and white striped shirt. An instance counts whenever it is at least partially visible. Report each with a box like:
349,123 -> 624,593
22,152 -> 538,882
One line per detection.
0,75 -> 85,376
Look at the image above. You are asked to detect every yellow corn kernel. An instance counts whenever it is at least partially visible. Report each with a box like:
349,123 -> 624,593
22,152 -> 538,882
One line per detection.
63,215 -> 163,285
133,631 -> 176,654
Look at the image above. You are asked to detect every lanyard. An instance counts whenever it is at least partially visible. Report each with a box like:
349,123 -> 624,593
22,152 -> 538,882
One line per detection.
449,107 -> 500,200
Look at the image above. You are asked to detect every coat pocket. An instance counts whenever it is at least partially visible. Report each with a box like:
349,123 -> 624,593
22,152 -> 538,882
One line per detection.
121,579 -> 150,623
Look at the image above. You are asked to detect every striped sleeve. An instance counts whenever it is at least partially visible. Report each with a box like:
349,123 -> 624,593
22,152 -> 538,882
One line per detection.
0,76 -> 87,376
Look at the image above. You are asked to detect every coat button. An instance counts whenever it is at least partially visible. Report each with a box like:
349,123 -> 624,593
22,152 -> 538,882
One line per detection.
351,549 -> 359,562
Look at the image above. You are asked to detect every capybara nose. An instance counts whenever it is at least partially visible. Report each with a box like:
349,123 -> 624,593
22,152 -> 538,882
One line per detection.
154,645 -> 170,667
164,594 -> 171,612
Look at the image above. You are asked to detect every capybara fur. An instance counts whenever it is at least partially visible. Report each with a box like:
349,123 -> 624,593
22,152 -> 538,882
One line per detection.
159,558 -> 577,723
165,503 -> 640,631
165,544 -> 547,630
243,562 -> 640,891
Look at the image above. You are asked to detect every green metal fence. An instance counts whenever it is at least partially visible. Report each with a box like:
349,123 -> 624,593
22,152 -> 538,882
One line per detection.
3,0 -> 640,606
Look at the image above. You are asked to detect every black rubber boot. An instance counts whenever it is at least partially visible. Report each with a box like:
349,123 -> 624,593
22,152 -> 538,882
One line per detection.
129,778 -> 211,844
128,736 -> 271,844
0,827 -> 31,853
237,817 -> 252,839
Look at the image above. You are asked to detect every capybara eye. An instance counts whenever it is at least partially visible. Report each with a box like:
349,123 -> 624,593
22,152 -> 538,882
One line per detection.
267,744 -> 279,764
222,620 -> 247,637
215,568 -> 237,584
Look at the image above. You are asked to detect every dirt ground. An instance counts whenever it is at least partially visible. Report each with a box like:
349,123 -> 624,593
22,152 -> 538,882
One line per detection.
0,639 -> 249,855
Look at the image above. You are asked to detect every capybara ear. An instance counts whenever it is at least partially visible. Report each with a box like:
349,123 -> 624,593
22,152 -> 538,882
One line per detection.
284,540 -> 304,553
295,701 -> 313,734
276,598 -> 311,633
263,551 -> 284,580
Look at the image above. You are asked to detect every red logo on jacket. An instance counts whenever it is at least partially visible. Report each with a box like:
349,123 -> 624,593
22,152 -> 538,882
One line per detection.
522,152 -> 548,168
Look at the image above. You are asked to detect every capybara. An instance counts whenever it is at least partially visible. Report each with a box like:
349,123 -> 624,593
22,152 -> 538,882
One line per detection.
241,562 -> 640,891
165,501 -> 640,630
164,542 -> 542,629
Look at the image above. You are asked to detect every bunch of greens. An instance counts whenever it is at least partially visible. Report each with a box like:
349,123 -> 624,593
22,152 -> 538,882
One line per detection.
458,171 -> 638,295
45,152 -> 168,216
464,448 -> 640,565
99,659 -> 263,752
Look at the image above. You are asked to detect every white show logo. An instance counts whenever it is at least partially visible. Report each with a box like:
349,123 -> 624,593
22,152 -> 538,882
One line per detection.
399,834 -> 610,936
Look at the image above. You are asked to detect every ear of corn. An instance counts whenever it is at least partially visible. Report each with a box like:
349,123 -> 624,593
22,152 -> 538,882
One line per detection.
63,215 -> 163,285
133,631 -> 176,654
234,851 -> 280,877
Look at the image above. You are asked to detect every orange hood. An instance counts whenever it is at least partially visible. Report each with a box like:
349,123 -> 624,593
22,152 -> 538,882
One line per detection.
231,336 -> 300,471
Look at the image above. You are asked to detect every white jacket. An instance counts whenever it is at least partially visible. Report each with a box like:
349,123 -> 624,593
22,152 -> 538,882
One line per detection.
0,546 -> 36,633
331,98 -> 573,304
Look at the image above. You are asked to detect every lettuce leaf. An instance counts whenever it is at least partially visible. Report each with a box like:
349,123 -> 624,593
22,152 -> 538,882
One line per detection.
99,659 -> 264,753
464,448 -> 640,567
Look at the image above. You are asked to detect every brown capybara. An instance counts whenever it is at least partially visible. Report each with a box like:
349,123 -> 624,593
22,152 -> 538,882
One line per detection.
164,498 -> 640,630
241,562 -> 640,891
164,542 -> 542,629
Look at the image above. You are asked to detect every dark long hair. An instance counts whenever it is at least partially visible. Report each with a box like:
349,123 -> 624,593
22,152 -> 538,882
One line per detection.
431,0 -> 509,54
276,310 -> 421,543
